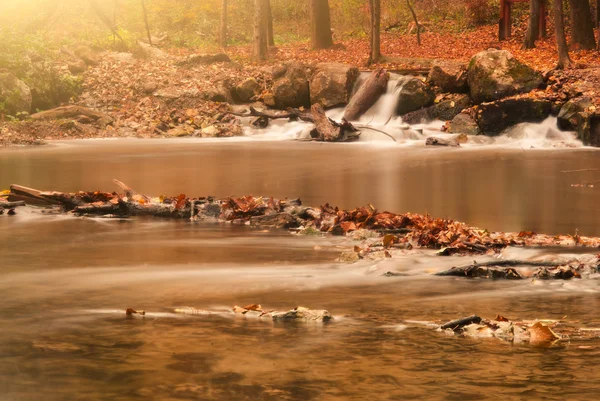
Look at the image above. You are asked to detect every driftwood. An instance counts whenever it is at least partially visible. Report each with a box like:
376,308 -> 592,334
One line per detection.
440,315 -> 482,331
310,104 -> 359,142
31,106 -> 113,127
425,137 -> 460,147
344,68 -> 389,121
0,201 -> 25,209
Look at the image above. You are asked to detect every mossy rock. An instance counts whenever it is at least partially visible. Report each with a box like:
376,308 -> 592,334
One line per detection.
467,49 -> 543,104
475,97 -> 552,136
0,73 -> 32,115
396,76 -> 435,115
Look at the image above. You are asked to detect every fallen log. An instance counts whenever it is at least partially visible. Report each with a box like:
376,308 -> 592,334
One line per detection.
344,68 -> 389,121
230,106 -> 314,123
0,201 -> 25,209
440,315 -> 482,331
31,106 -> 113,127
311,104 -> 360,142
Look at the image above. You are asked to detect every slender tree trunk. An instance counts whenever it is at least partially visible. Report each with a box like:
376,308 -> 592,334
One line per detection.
89,0 -> 124,43
113,0 -> 117,45
266,0 -> 275,46
523,0 -> 541,48
141,0 -> 152,46
252,0 -> 268,61
406,0 -> 421,46
569,0 -> 596,49
310,0 -> 334,49
597,0 -> 600,50
368,0 -> 381,64
220,0 -> 227,47
554,0 -> 573,68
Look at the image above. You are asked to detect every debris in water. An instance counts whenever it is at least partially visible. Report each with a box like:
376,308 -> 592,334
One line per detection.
125,308 -> 145,316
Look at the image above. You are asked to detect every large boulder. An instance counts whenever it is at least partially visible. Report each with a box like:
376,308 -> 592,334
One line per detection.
0,73 -> 32,115
467,49 -> 543,104
449,113 -> 481,136
475,97 -> 552,136
427,60 -> 468,93
396,76 -> 435,115
133,41 -> 168,60
309,63 -> 359,108
73,45 -> 100,66
402,93 -> 471,124
557,97 -> 593,131
233,78 -> 261,103
271,63 -> 310,109
576,112 -> 600,147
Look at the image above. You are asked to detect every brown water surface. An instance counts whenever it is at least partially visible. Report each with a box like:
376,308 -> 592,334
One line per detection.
2,140 -> 600,401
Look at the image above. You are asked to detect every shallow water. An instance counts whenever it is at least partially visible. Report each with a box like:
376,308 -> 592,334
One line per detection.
3,140 -> 600,400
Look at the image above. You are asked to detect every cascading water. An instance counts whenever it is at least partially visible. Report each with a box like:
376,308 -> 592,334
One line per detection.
240,71 -> 583,148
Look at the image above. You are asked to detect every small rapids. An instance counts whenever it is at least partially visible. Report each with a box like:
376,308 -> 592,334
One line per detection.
240,72 -> 583,149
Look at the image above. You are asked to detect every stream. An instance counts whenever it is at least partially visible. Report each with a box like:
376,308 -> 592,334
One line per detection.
2,138 -> 600,401
3,71 -> 600,400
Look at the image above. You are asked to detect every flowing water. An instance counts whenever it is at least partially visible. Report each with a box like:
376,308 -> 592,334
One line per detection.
3,78 -> 600,400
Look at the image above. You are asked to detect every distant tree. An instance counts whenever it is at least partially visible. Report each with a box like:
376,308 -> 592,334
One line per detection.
569,0 -> 596,49
523,0 -> 541,49
554,0 -> 573,68
266,0 -> 274,46
368,0 -> 381,65
406,0 -> 421,46
310,0 -> 333,49
141,0 -> 152,46
252,0 -> 268,61
220,0 -> 227,47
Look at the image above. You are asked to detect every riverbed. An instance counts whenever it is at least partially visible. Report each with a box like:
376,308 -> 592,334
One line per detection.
2,140 -> 600,401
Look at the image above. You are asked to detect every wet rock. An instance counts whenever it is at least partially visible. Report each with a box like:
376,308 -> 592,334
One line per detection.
272,62 -> 310,109
576,112 -> 600,147
467,49 -> 543,104
449,113 -> 481,135
402,93 -> 471,123
309,63 -> 359,108
396,76 -> 435,115
436,265 -> 523,279
271,306 -> 333,322
249,212 -> 299,228
0,73 -> 32,115
200,125 -> 220,137
475,97 -> 552,136
233,78 -> 261,103
427,60 -> 468,93
557,97 -> 593,131
425,136 -> 460,147
167,125 -> 194,137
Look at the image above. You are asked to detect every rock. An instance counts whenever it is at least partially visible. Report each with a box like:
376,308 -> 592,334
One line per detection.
402,93 -> 471,124
233,78 -> 261,103
557,97 -> 593,131
425,137 -> 460,147
68,59 -> 87,74
427,60 -> 468,93
167,125 -> 194,137
133,41 -> 168,60
396,76 -> 435,115
575,112 -> 600,147
449,113 -> 481,136
205,84 -> 233,103
141,81 -> 158,95
28,69 -> 83,112
200,125 -> 220,137
176,53 -> 231,67
271,306 -> 333,322
0,73 -> 32,115
272,62 -> 310,109
467,49 -> 543,104
73,45 -> 100,66
249,212 -> 299,228
475,97 -> 552,136
309,63 -> 359,108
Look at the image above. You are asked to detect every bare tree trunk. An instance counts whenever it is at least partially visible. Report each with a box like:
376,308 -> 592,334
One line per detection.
554,0 -> 573,68
113,0 -> 117,45
597,0 -> 600,50
569,0 -> 596,49
141,0 -> 152,46
252,0 -> 268,61
89,0 -> 124,43
406,0 -> 421,46
266,0 -> 275,46
220,0 -> 228,47
523,0 -> 541,48
310,0 -> 334,49
368,0 -> 381,64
